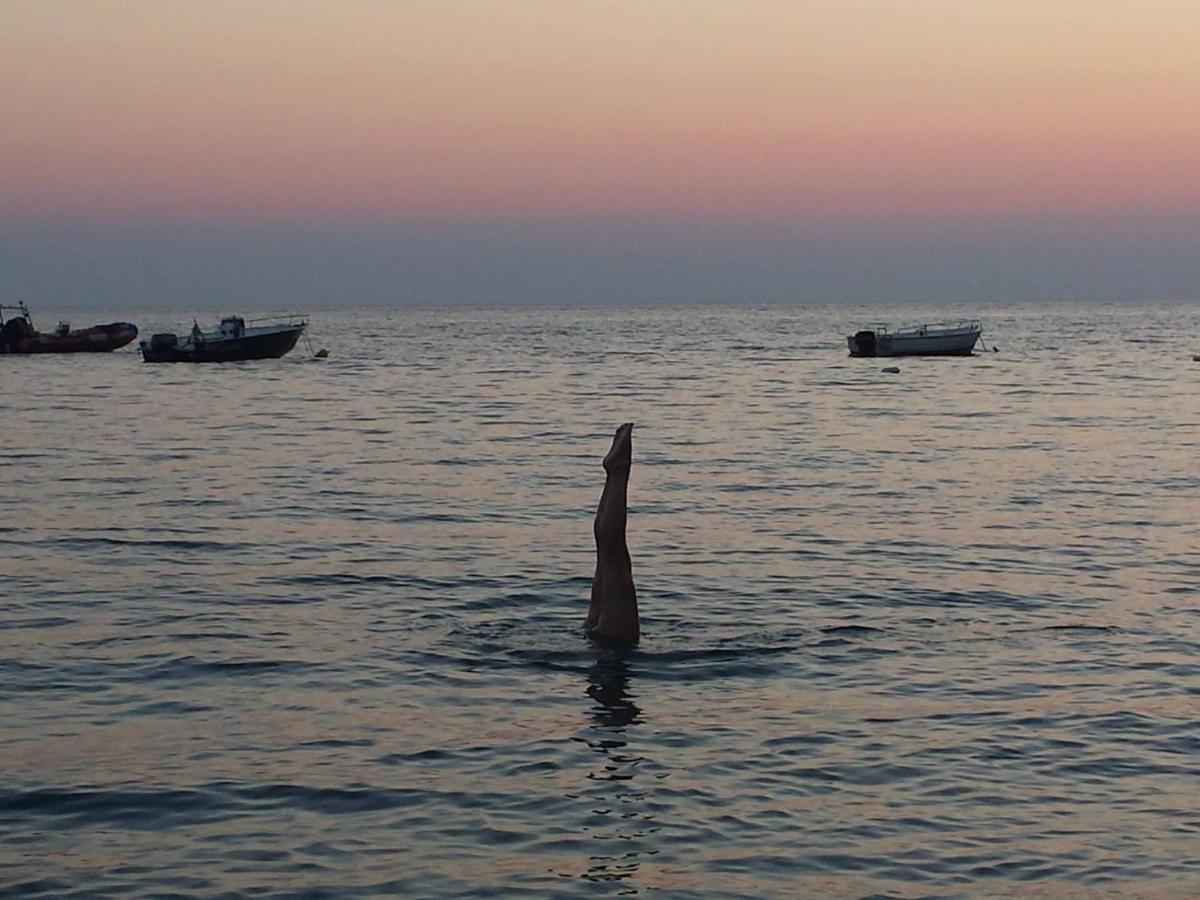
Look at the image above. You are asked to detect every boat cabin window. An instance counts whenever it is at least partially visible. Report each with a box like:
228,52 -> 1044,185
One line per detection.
219,317 -> 245,338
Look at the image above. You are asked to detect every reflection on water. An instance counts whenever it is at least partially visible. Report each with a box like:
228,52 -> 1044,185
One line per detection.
587,654 -> 642,731
576,653 -> 657,891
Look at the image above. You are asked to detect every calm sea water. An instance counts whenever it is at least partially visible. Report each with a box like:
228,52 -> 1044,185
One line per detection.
2,302 -> 1199,898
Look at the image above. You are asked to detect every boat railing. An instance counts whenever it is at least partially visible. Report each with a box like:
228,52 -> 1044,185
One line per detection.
242,312 -> 308,327
873,319 -> 981,336
0,302 -> 32,325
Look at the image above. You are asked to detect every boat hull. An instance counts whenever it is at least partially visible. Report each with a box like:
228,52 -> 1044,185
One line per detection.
0,322 -> 138,355
848,327 -> 980,357
140,325 -> 304,363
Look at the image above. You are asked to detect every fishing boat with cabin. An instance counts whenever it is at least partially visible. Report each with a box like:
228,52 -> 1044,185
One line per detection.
139,314 -> 307,363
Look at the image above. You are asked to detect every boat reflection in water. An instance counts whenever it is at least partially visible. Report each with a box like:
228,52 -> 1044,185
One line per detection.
848,320 -> 982,357
139,314 -> 306,363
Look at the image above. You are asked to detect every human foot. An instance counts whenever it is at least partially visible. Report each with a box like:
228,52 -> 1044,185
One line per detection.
602,422 -> 633,472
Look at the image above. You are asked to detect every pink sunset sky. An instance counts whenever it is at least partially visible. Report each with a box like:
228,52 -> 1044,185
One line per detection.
2,0 -> 1199,304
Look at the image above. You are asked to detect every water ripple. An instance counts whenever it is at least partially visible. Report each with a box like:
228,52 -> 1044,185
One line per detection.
2,302 -> 1199,896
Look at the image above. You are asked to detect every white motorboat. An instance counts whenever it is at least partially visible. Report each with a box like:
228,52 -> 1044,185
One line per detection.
848,320 -> 982,357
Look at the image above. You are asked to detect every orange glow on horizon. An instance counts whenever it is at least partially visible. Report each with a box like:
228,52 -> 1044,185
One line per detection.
3,0 -> 1199,223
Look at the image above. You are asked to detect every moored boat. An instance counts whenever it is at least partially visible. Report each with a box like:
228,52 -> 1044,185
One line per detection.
139,314 -> 306,363
848,320 -> 982,357
0,303 -> 138,355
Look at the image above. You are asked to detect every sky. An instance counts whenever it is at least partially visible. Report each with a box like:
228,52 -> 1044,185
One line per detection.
2,0 -> 1199,306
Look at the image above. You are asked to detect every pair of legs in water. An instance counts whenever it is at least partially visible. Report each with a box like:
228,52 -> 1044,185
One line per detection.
585,423 -> 640,645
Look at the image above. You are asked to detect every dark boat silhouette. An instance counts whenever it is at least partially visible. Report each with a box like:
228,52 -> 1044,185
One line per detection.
0,303 -> 138,355
139,314 -> 306,363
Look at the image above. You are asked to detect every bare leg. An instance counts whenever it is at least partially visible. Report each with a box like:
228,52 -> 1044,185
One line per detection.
585,423 -> 640,644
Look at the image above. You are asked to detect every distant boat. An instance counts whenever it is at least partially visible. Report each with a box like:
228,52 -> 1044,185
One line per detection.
0,303 -> 138,355
848,320 -> 982,357
139,314 -> 307,363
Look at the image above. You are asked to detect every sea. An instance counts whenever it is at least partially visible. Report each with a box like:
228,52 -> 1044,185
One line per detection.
2,301 -> 1198,898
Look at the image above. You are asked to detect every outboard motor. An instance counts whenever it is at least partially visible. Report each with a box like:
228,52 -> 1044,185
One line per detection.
1,316 -> 34,352
852,329 -> 877,357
